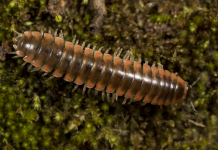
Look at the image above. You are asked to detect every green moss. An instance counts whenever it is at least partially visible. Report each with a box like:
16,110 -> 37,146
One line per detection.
0,0 -> 218,149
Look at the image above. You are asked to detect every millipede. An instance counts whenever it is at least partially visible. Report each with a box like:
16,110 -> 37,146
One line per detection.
11,29 -> 198,106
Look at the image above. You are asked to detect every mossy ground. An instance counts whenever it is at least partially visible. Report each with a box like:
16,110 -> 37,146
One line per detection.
0,0 -> 218,149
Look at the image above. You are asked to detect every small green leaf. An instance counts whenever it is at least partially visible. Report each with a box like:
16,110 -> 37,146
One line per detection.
24,21 -> 33,26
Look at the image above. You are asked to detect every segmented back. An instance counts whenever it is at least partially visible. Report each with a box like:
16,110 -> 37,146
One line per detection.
12,31 -> 191,105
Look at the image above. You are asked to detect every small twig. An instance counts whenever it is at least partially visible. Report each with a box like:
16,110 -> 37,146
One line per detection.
16,0 -> 24,9
56,0 -> 62,16
188,119 -> 205,128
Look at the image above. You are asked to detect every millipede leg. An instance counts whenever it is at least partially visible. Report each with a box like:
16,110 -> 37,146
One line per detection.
122,98 -> 128,105
27,64 -> 33,72
97,46 -> 103,52
72,35 -> 76,45
42,72 -> 48,77
137,54 -> 142,63
13,45 -> 18,50
8,52 -> 17,55
59,30 -> 64,39
75,40 -> 79,45
144,58 -> 148,65
102,91 -> 105,101
117,48 -> 123,57
113,47 -> 120,58
122,58 -> 128,63
86,43 -> 91,48
92,44 -> 97,51
129,52 -> 134,63
48,27 -> 52,34
82,83 -> 87,94
157,63 -> 163,69
31,67 -> 41,72
12,56 -> 20,59
45,76 -> 54,82
72,85 -> 79,92
115,93 -> 118,100
95,89 -> 99,96
111,94 -> 115,103
128,98 -> 134,104
40,24 -> 45,35
88,88 -> 92,95
82,41 -> 86,49
141,102 -> 147,106
151,61 -> 156,68
54,29 -> 58,38
112,93 -> 116,103
107,93 -> 110,102
104,48 -> 111,54
123,51 -> 130,60
21,62 -> 27,67
82,87 -> 86,94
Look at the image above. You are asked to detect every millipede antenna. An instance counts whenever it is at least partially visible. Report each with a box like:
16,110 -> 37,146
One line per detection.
190,73 -> 204,88
187,73 -> 204,123
189,98 -> 202,123
12,29 -> 21,36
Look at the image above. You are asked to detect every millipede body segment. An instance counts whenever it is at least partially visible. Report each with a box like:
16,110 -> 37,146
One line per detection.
12,31 -> 191,105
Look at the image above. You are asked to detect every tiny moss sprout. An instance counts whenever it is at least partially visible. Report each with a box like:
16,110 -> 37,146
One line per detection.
55,15 -> 62,22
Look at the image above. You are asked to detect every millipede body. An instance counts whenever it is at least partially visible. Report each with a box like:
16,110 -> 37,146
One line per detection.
12,30 -> 191,105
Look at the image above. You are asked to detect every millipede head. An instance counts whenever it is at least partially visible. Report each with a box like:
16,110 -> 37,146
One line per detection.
12,37 -> 19,44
